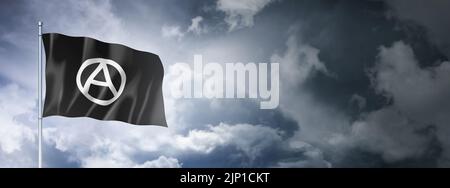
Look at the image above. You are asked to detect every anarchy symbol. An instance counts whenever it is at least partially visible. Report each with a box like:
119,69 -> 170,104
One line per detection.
76,58 -> 126,106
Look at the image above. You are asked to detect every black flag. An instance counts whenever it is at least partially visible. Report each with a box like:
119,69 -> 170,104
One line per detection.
42,33 -> 167,126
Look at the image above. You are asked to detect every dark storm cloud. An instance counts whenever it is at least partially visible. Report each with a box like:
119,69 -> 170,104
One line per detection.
268,0 -> 445,114
385,0 -> 450,58
257,0 -> 450,167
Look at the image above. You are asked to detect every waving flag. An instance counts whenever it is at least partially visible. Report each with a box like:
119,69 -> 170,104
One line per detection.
42,33 -> 167,126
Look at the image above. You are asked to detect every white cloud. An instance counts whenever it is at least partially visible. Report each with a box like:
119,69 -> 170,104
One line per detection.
80,137 -> 181,168
45,122 -> 284,167
351,41 -> 450,164
43,118 -> 330,167
274,30 -> 350,153
162,16 -> 207,40
216,0 -> 275,31
0,84 -> 36,167
187,16 -> 206,35
134,156 -> 181,168
80,138 -> 134,168
275,140 -> 331,168
271,33 -> 330,87
0,84 -> 35,154
173,123 -> 283,160
161,25 -> 185,40
351,107 -> 431,162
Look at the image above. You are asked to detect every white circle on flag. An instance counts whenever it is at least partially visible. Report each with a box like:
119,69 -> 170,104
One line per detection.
76,58 -> 126,106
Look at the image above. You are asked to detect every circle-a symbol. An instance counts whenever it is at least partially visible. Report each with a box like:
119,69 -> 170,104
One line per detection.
76,58 -> 126,106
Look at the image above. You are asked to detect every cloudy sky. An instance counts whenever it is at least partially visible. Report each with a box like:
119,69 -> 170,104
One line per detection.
1,0 -> 450,167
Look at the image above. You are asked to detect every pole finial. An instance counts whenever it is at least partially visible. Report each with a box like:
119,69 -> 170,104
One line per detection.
38,21 -> 43,26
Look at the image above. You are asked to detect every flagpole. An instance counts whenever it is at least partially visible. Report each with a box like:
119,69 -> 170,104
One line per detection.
38,21 -> 43,168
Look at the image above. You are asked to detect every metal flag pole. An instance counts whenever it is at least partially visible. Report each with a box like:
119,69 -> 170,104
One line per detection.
38,21 -> 43,168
